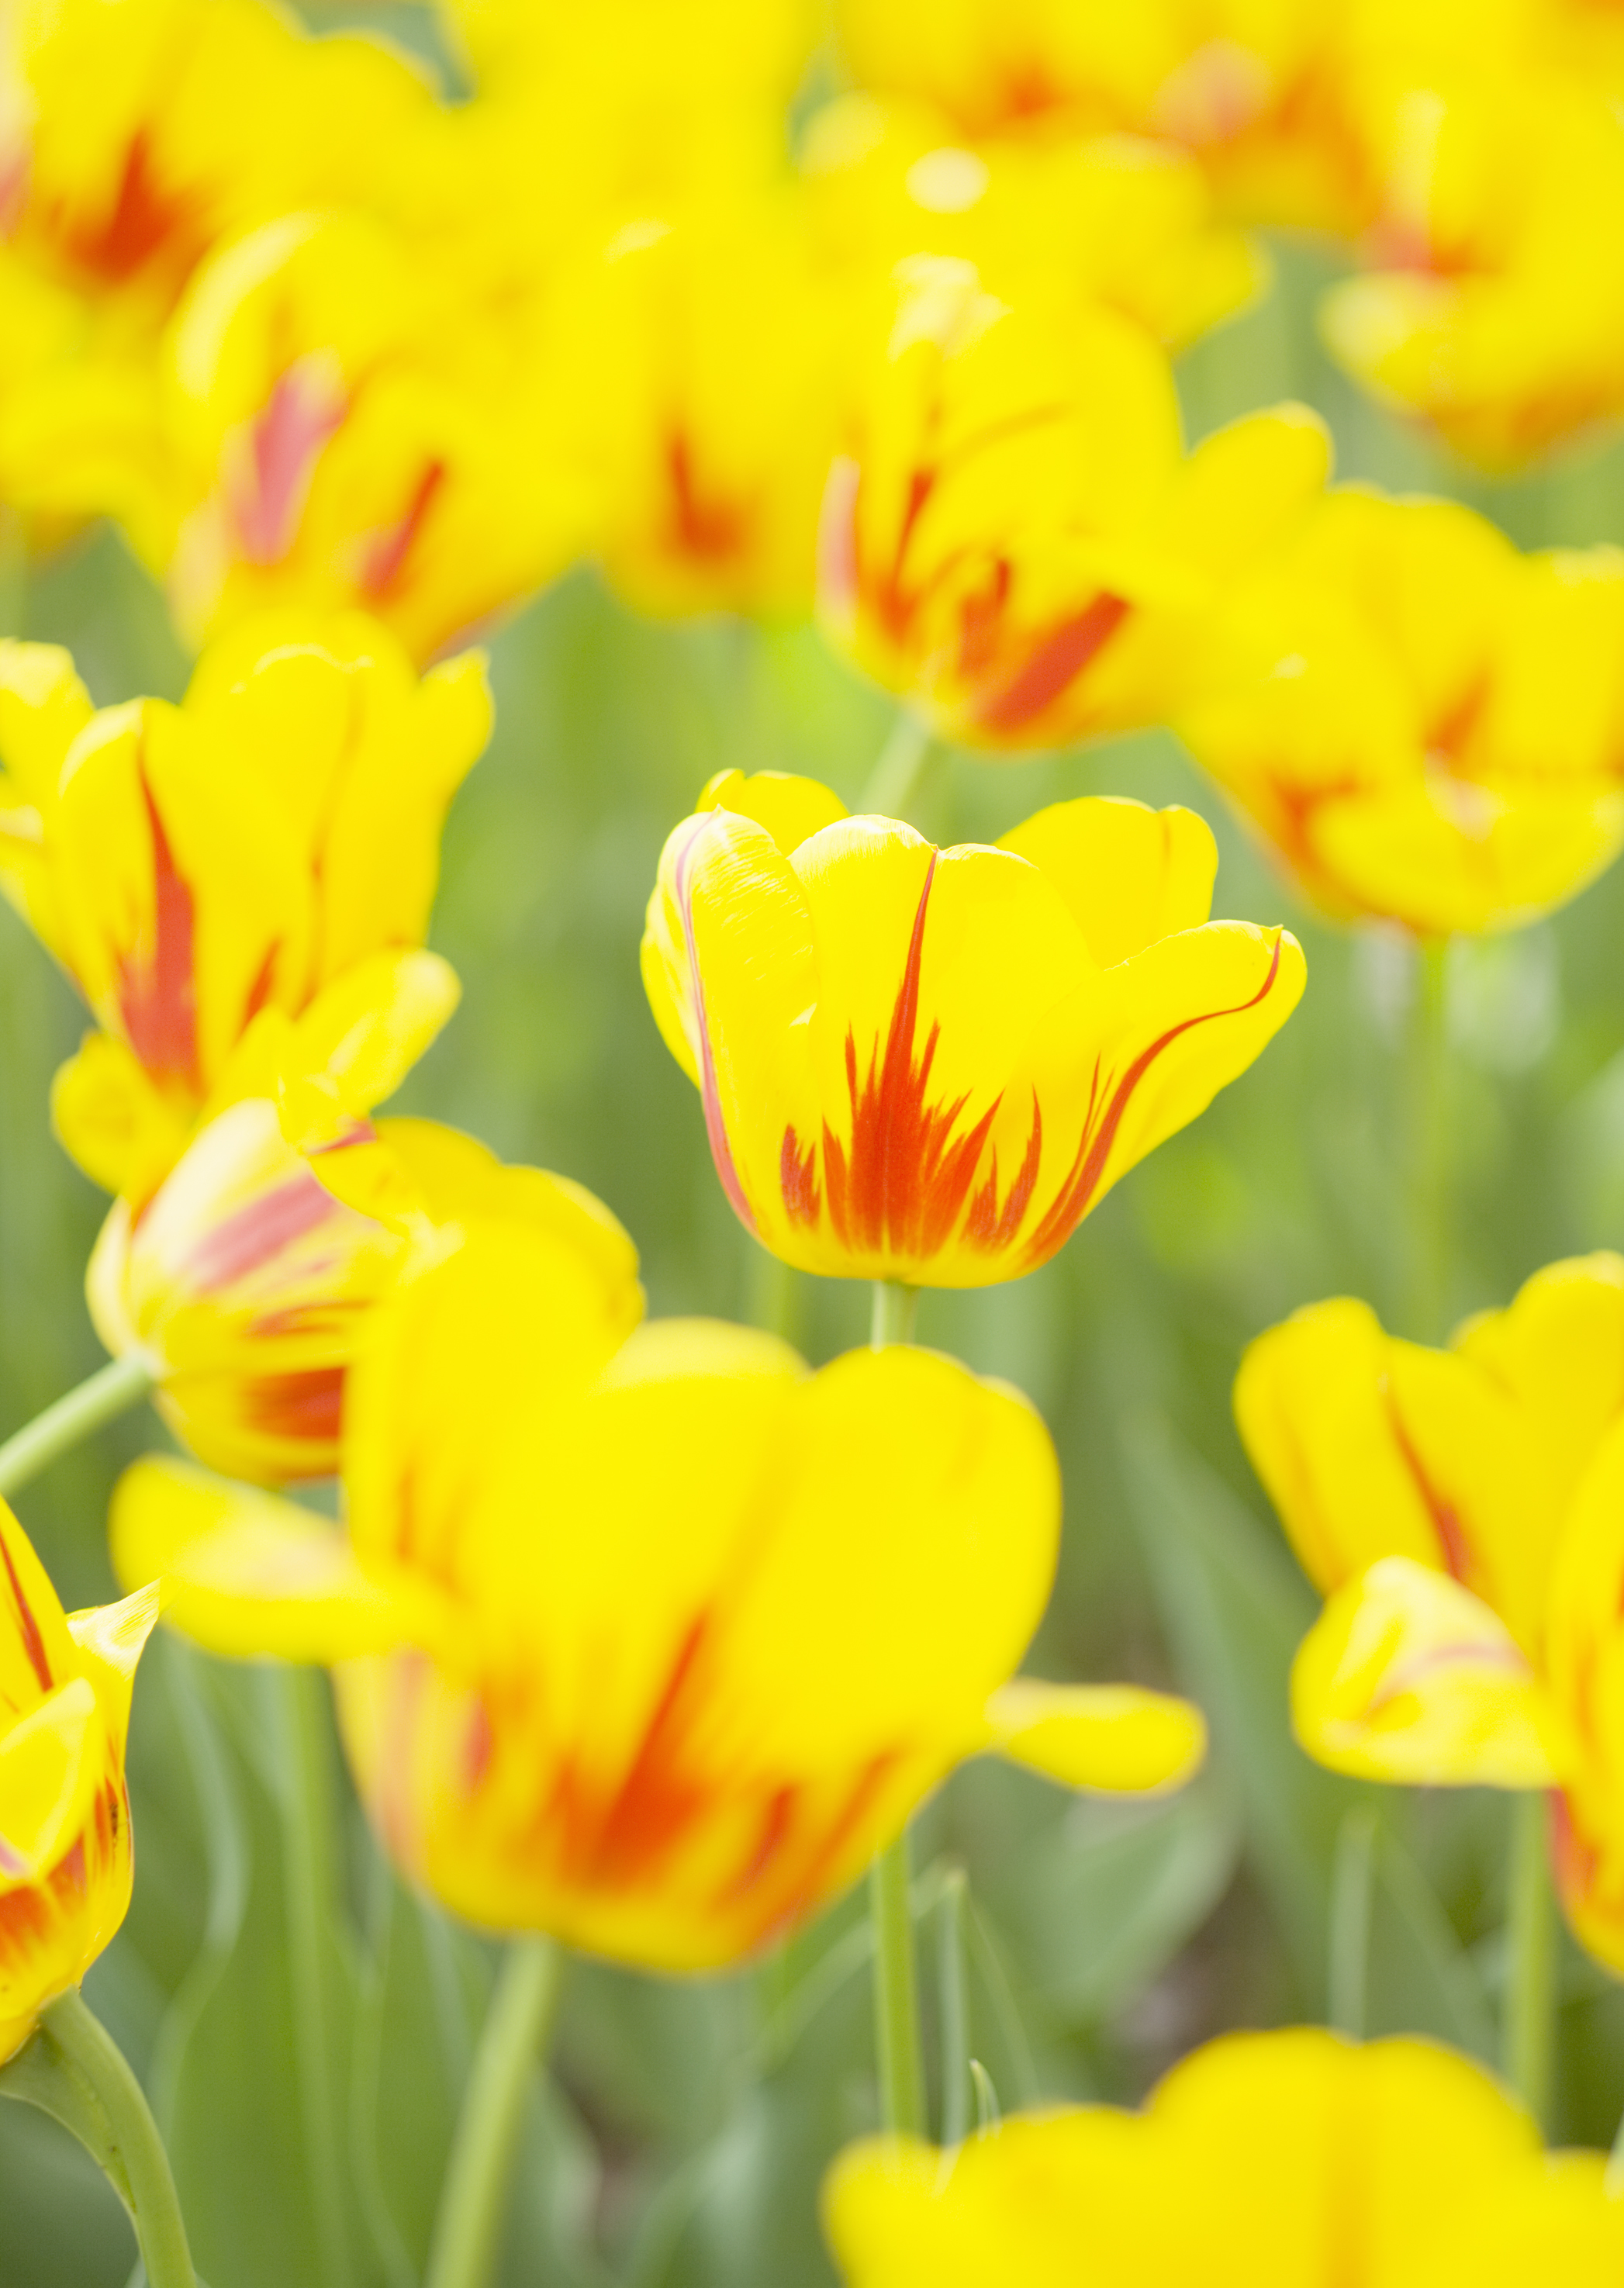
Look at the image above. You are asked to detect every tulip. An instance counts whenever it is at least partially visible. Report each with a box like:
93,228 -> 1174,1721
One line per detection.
1235,1255 -> 1624,1975
643,769 -> 1304,1287
0,1504 -> 157,2065
109,1223 -> 1203,1971
0,616 -> 489,1203
823,2026 -> 1624,2285
1178,487 -> 1624,935
818,257 -> 1328,750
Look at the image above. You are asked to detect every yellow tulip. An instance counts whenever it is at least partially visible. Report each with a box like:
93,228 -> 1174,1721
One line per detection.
109,1229 -> 1202,1969
830,0 -> 1376,235
824,2027 -> 1624,2286
0,1505 -> 158,2065
820,257 -> 1329,750
1236,1256 -> 1624,1974
1179,487 -> 1624,935
1321,74 -> 1624,468
643,770 -> 1304,1287
802,93 -> 1267,354
0,614 -> 488,1202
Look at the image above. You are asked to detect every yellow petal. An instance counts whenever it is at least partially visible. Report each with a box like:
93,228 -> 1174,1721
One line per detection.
698,768 -> 849,851
0,1678 -> 98,1890
50,1030 -> 195,1203
997,797 -> 1217,968
1292,1557 -> 1562,1788
986,1679 -> 1207,1794
276,948 -> 461,1118
0,1502 -> 77,1717
109,1456 -> 433,1663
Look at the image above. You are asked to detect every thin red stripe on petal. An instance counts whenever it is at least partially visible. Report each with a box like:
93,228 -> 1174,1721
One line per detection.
976,593 -> 1130,734
119,770 -> 200,1090
185,1169 -> 342,1294
0,1531 -> 52,1695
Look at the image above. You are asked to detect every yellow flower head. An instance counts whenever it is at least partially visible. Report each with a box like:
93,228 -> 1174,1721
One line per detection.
110,1225 -> 1202,1969
643,771 -> 1304,1288
831,0 -> 1374,235
1322,75 -> 1624,468
1180,488 -> 1624,935
824,2027 -> 1624,2286
802,94 -> 1268,355
0,1505 -> 157,2065
0,614 -> 489,1203
1236,1256 -> 1624,1975
820,257 -> 1328,749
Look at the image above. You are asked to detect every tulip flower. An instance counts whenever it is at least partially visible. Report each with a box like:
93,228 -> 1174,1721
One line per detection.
0,1504 -> 158,2065
1321,76 -> 1624,468
819,257 -> 1329,750
1178,487 -> 1624,935
801,94 -> 1266,354
824,2027 -> 1624,2285
643,770 -> 1304,1288
0,614 -> 489,1204
1235,1254 -> 1624,1975
109,1225 -> 1204,1970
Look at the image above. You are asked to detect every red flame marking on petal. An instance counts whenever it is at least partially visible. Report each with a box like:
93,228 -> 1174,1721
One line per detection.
976,593 -> 1130,734
234,361 -> 346,565
668,434 -> 747,563
119,769 -> 199,1090
185,1169 -> 341,1294
1,1531 -> 52,1694
1385,1398 -> 1476,1587
244,1367 -> 345,1447
362,460 -> 447,601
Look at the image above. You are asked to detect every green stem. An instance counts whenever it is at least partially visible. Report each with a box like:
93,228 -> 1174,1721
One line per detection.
426,1935 -> 563,2288
869,1831 -> 927,2138
0,1988 -> 197,2286
1329,1806 -> 1379,2039
1501,1791 -> 1557,2131
1404,936 -> 1451,1344
936,1868 -> 971,2147
870,1280 -> 919,1349
0,1351 -> 157,1501
860,710 -> 938,824
0,506 -> 26,640
273,1666 -> 356,2288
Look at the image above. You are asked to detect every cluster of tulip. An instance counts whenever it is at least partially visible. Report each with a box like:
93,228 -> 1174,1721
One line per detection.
4,0 -> 1624,2283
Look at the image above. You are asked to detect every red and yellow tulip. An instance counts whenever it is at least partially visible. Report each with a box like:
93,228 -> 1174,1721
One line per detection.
0,1506 -> 157,2065
0,615 -> 488,1204
109,1222 -> 1202,1969
819,257 -> 1328,750
824,2027 -> 1624,2285
1236,1256 -> 1624,1975
1179,487 -> 1624,935
643,771 -> 1304,1287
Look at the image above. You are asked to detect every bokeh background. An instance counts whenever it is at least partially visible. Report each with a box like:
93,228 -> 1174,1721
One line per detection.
8,6 -> 1624,2283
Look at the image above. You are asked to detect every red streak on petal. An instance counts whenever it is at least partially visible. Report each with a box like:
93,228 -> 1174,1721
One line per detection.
668,434 -> 746,563
65,134 -> 194,285
751,1753 -> 900,1947
1021,932 -> 1286,1269
1,1529 -> 52,1694
185,1169 -> 340,1295
975,593 -> 1130,734
119,770 -> 200,1091
244,1367 -> 345,1446
674,819 -> 759,1237
585,1616 -> 713,1882
816,456 -> 862,618
234,361 -> 346,565
362,459 -> 447,602
714,1783 -> 798,1908
780,1125 -> 821,1227
1385,1399 -> 1476,1586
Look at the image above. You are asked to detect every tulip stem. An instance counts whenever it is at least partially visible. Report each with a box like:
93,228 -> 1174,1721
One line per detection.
861,710 -> 938,824
1501,1792 -> 1557,2131
869,1829 -> 928,2138
870,1281 -> 919,1348
0,506 -> 25,638
936,1867 -> 972,2146
0,1987 -> 198,2286
425,1934 -> 563,2288
1404,936 -> 1451,1343
1329,1805 -> 1379,2039
0,1350 -> 158,1501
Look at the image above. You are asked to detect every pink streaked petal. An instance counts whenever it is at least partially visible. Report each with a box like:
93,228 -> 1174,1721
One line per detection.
185,1169 -> 345,1296
233,354 -> 347,565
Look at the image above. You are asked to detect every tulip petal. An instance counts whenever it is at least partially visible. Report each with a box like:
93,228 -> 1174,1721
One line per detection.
50,1028 -> 195,1204
696,769 -> 848,853
278,946 -> 461,1118
0,1678 -> 98,1890
109,1456 -> 430,1662
0,1502 -> 76,1716
1292,1557 -> 1561,1786
986,1678 -> 1207,1792
997,797 -> 1217,968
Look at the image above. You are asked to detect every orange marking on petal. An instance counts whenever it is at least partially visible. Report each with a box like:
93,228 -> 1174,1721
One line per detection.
185,1169 -> 342,1294
119,769 -> 200,1091
234,360 -> 346,565
585,1616 -> 714,1882
976,592 -> 1130,733
244,1367 -> 345,1447
780,1125 -> 821,1227
64,133 -> 200,285
362,458 -> 447,601
1385,1400 -> 1476,1587
0,1533 -> 51,1695
668,434 -> 748,563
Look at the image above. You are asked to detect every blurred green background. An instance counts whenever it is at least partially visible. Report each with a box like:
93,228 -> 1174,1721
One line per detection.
6,235 -> 1624,2285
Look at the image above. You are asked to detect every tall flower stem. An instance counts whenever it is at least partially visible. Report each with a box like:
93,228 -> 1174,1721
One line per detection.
1501,1792 -> 1557,2130
861,710 -> 938,824
867,1277 -> 927,2135
1328,1806 -> 1379,2039
1404,936 -> 1451,1344
425,1935 -> 563,2288
0,1351 -> 157,1501
936,1867 -> 972,2147
0,1986 -> 197,2286
0,506 -> 25,639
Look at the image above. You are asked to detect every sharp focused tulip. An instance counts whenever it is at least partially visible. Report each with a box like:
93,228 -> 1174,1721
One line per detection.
109,1222 -> 1203,1970
824,2027 -> 1624,2286
0,1505 -> 157,2065
0,616 -> 488,1203
1179,487 -> 1624,935
818,257 -> 1329,750
643,770 -> 1304,1287
1235,1255 -> 1624,1974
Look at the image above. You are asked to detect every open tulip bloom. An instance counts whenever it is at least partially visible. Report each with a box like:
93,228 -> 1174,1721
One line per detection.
1236,1254 -> 1624,1974
643,771 -> 1304,1288
823,2027 -> 1624,2286
0,1504 -> 157,2064
110,1221 -> 1203,1972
